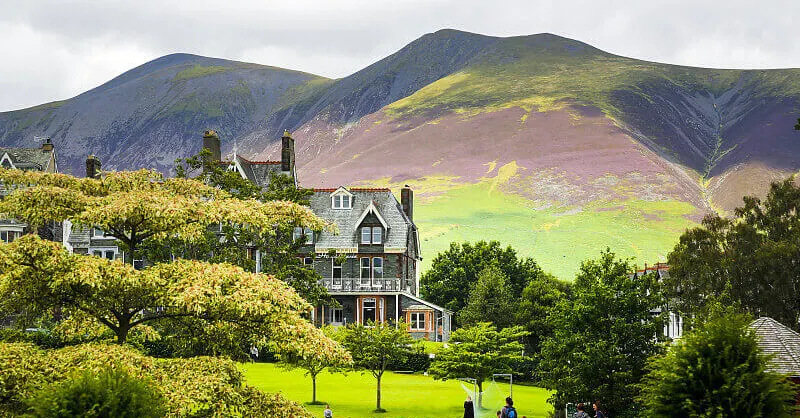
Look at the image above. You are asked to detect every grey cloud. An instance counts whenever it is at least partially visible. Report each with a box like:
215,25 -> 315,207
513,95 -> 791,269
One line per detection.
1,0 -> 799,111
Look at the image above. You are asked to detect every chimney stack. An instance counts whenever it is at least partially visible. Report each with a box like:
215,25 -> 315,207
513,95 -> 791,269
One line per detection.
86,154 -> 102,179
281,130 -> 295,173
202,130 -> 221,163
401,185 -> 413,221
41,137 -> 54,152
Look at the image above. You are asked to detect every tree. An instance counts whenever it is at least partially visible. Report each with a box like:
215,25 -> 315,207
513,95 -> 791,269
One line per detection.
421,241 -> 547,318
0,168 -> 325,267
336,320 -> 413,412
539,250 -> 666,418
516,274 -> 570,367
428,322 -> 528,409
457,266 -> 517,329
666,177 -> 800,329
639,307 -> 795,417
279,326 -> 352,404
0,234 -> 350,368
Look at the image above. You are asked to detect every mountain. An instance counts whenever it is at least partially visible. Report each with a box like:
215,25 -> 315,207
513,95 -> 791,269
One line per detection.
3,30 -> 800,278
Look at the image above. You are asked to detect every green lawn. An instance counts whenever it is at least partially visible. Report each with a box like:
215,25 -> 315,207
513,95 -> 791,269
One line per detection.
241,363 -> 552,418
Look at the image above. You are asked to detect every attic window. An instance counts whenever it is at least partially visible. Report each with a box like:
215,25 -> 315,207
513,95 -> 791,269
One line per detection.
333,195 -> 351,209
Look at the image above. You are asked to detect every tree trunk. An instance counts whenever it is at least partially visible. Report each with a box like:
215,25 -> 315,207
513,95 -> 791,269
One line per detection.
477,380 -> 483,410
376,374 -> 382,411
116,317 -> 130,344
312,374 -> 317,404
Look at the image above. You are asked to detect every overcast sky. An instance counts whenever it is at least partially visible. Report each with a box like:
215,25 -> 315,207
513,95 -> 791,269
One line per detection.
0,0 -> 797,112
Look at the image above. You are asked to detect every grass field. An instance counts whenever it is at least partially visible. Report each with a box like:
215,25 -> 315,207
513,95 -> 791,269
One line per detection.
241,363 -> 552,418
414,181 -> 696,280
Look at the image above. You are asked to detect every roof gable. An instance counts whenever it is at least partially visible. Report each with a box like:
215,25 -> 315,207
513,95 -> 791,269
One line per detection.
355,201 -> 388,229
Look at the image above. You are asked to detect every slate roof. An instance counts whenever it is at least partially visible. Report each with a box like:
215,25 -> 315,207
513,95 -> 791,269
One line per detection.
223,155 -> 291,189
309,187 -> 417,254
750,317 -> 800,377
0,147 -> 54,171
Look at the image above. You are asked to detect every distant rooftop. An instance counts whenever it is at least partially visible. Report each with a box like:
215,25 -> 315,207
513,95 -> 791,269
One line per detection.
750,317 -> 800,377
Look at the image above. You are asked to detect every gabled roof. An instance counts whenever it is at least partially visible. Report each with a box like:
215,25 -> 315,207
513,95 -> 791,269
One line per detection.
750,317 -> 800,377
0,147 -> 55,172
309,187 -> 417,254
222,155 -> 289,189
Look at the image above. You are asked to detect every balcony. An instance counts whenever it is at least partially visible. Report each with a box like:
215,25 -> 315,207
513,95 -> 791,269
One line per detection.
320,278 -> 408,293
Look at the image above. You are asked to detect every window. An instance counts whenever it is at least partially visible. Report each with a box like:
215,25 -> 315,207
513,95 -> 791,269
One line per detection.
333,195 -> 351,209
360,258 -> 370,286
92,227 -> 105,238
331,308 -> 343,324
410,312 -> 426,330
92,250 -> 102,257
292,227 -> 314,244
362,298 -> 376,323
332,258 -> 343,287
361,226 -> 383,244
0,230 -> 20,243
304,257 -> 313,266
372,257 -> 383,282
105,251 -> 115,260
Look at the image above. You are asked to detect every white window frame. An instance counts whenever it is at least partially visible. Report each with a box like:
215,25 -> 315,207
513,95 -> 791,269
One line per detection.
0,230 -> 21,243
409,312 -> 426,330
332,258 -> 343,287
90,247 -> 118,261
92,227 -> 105,238
360,257 -> 371,286
362,297 -> 377,324
361,227 -> 372,244
331,192 -> 352,210
331,308 -> 343,324
372,257 -> 383,287
372,227 -> 382,244
304,228 -> 314,244
292,227 -> 303,242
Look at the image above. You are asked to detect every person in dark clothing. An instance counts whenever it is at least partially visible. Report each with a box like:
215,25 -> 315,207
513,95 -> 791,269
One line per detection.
593,401 -> 606,418
574,403 -> 589,418
463,396 -> 474,418
500,397 -> 517,418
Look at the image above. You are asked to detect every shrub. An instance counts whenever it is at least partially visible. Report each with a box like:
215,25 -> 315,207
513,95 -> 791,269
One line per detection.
26,368 -> 165,418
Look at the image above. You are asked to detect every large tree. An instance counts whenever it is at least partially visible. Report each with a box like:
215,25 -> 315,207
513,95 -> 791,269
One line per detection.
0,235 -> 349,366
516,273 -> 570,366
335,320 -> 413,412
457,266 -> 517,329
420,241 -> 547,317
0,168 -> 325,267
639,307 -> 795,418
666,177 -> 800,329
539,250 -> 666,418
279,326 -> 352,404
428,322 -> 528,409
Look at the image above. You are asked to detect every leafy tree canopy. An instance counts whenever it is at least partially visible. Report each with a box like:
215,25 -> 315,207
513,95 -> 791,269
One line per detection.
666,177 -> 800,329
539,250 -> 666,418
420,240 -> 548,317
0,235 -> 350,368
639,307 -> 795,418
457,266 -> 517,329
428,322 -> 528,408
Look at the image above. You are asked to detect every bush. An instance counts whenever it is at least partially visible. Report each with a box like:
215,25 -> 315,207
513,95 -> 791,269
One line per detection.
0,342 -> 312,417
26,368 -> 165,418
387,350 -> 430,372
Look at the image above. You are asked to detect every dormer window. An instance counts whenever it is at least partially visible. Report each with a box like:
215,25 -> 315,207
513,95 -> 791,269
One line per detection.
333,195 -> 351,209
331,187 -> 354,209
93,227 -> 105,238
361,226 -> 383,245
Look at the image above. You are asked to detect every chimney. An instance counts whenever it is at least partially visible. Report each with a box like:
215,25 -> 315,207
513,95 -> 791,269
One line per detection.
281,130 -> 295,173
202,130 -> 221,163
41,137 -> 54,152
85,154 -> 102,179
401,185 -> 413,221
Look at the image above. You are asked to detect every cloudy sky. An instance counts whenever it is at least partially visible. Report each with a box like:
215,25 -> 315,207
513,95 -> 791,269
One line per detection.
0,0 -> 797,112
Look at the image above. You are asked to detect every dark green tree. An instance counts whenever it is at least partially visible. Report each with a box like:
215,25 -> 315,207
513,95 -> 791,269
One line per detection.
457,266 -> 517,329
639,307 -> 796,418
420,241 -> 548,318
516,274 -> 570,364
335,320 -> 413,413
539,250 -> 666,418
666,177 -> 800,330
428,322 -> 528,409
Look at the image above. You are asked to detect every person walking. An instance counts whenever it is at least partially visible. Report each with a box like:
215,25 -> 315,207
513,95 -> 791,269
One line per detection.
592,401 -> 606,418
500,397 -> 518,418
323,404 -> 333,418
573,403 -> 589,418
249,346 -> 259,362
463,395 -> 474,418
